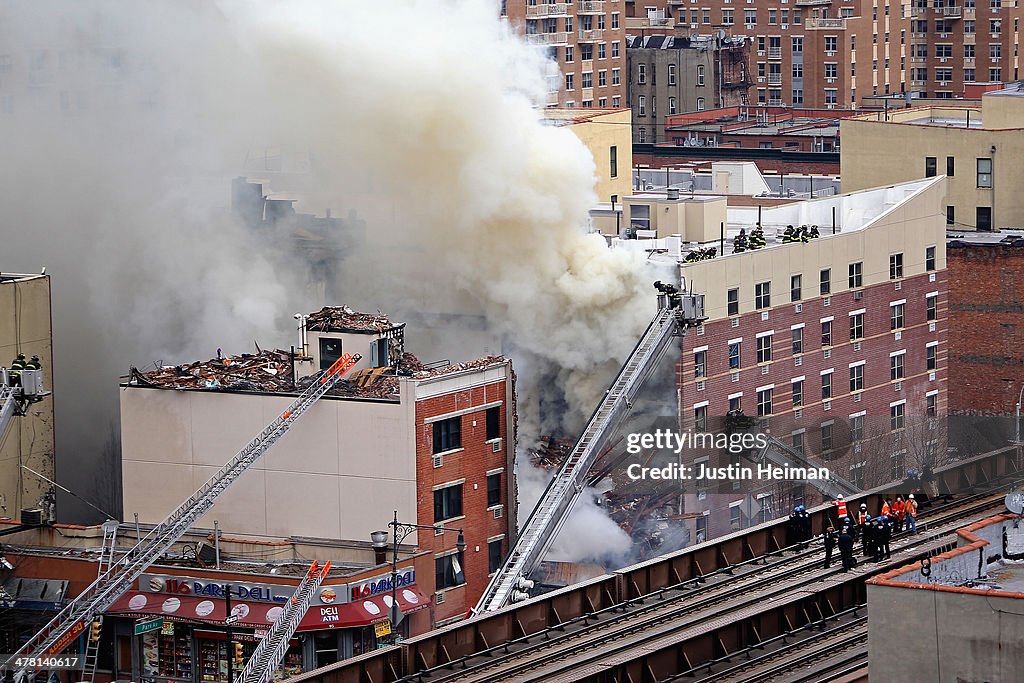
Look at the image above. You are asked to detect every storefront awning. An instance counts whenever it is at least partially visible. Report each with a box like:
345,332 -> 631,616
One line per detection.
107,586 -> 431,631
297,587 -> 431,631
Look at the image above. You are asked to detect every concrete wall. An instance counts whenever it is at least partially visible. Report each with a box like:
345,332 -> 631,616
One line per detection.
120,385 -> 417,541
547,108 -> 634,204
841,100 -> 1024,230
868,584 -> 1024,683
0,274 -> 55,518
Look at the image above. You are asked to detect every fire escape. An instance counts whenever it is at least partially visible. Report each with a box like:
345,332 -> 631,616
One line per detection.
718,37 -> 752,106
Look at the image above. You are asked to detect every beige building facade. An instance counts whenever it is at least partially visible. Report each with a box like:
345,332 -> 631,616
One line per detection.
545,107 -> 633,202
0,273 -> 55,519
841,85 -> 1024,230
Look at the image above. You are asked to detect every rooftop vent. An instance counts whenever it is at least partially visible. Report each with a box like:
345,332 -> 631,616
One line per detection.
667,187 -> 681,200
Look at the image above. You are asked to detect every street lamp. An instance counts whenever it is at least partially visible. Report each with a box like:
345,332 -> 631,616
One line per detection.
384,510 -> 465,642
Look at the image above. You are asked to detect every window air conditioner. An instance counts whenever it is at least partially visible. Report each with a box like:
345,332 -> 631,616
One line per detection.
492,439 -> 503,453
432,455 -> 443,468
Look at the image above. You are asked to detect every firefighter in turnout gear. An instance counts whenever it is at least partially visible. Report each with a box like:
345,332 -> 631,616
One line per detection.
9,353 -> 26,387
733,228 -> 749,253
749,224 -> 766,249
782,225 -> 797,243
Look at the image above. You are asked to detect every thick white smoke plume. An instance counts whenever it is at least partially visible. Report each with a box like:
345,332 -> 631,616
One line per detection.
0,0 -> 662,562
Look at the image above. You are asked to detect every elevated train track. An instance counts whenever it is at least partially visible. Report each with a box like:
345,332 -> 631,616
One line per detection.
290,444 -> 1021,683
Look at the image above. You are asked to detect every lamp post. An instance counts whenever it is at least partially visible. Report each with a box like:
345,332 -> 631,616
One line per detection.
382,510 -> 465,643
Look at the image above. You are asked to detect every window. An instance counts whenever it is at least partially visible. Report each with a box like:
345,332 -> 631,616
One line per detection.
566,73 -> 574,91
435,551 -> 466,590
486,406 -> 501,441
612,68 -> 621,85
792,37 -> 803,53
610,12 -> 619,29
849,262 -> 862,289
891,402 -> 905,430
319,337 -> 343,370
792,379 -> 804,407
794,9 -> 802,23
825,36 -> 837,52
669,97 -> 677,115
825,89 -> 838,106
769,9 -> 777,23
581,72 -> 593,89
637,95 -> 646,115
638,64 -> 646,84
598,43 -> 606,60
757,335 -> 773,363
850,462 -> 866,489
729,503 -> 742,529
729,395 -> 742,413
821,422 -> 834,452
433,416 -> 462,453
927,343 -> 937,370
850,312 -> 864,340
696,97 -> 705,111
978,206 -> 993,231
965,19 -> 976,33
696,513 -> 708,542
935,44 -> 953,58
793,63 -> 804,78
607,146 -> 619,181
946,206 -> 955,226
728,288 -> 739,316
695,349 -> 707,378
890,451 -> 906,480
755,281 -> 771,309
792,430 -> 805,454
825,63 -> 838,79
612,42 -> 619,58
434,483 -> 463,522
729,341 -> 741,369
850,364 -> 864,392
990,18 -> 1001,33
891,352 -> 905,380
565,46 -> 574,63
487,472 -> 502,507
792,326 -> 804,354
977,158 -> 992,188
891,302 -> 905,330
696,65 -> 704,86
723,9 -> 734,25
703,9 -> 711,23
791,274 -> 802,302
597,70 -> 607,88
757,387 -> 774,416
925,156 -> 937,178
488,539 -> 503,574
745,9 -> 757,24
890,253 -> 904,279
946,157 -> 954,177
927,393 -> 938,417
819,269 -> 831,296
850,414 -> 864,442
821,371 -> 833,400
821,319 -> 833,346
926,246 -> 936,271
694,404 -> 708,432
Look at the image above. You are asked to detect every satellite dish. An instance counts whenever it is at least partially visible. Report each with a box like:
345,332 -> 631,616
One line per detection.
717,29 -> 727,41
1006,491 -> 1024,515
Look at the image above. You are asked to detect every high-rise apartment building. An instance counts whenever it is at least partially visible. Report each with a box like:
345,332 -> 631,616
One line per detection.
623,0 -> 1023,109
504,0 -> 629,108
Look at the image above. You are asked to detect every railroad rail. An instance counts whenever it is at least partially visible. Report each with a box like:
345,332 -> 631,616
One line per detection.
288,445 -> 1021,683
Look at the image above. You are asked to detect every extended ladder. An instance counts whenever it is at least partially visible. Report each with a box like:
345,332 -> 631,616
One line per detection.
757,436 -> 860,499
239,561 -> 331,683
6,353 -> 360,680
477,295 -> 704,614
80,521 -> 121,683
0,386 -> 16,444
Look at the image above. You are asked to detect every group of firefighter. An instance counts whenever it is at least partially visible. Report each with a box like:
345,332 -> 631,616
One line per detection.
683,246 -> 718,262
731,225 -> 766,253
818,494 -> 919,571
782,224 -> 820,243
7,352 -> 42,387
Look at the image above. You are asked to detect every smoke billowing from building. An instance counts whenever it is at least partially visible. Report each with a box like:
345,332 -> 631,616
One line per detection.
0,1 -> 661,560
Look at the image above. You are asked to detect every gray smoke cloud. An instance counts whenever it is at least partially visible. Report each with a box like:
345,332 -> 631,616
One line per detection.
0,1 -> 662,559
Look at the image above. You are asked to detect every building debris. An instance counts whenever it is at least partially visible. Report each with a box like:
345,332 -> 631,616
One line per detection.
305,306 -> 401,334
129,350 -> 296,392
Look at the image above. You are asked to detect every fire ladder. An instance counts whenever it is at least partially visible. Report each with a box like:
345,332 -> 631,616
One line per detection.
4,353 -> 361,681
80,521 -> 122,683
239,561 -> 331,683
475,291 -> 706,614
756,436 -> 860,499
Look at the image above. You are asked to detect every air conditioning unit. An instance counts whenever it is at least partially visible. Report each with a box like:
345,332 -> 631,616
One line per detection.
795,356 -> 803,366
794,409 -> 802,418
895,381 -> 903,391
854,341 -> 862,352
823,297 -> 831,307
696,380 -> 706,391
854,290 -> 863,300
826,77 -> 837,83
795,303 -> 803,313
854,392 -> 863,402
432,455 -> 443,468
697,324 -> 705,336
761,365 -> 770,375
782,23 -> 789,28
930,372 -> 937,381
929,273 -> 936,282
854,443 -> 862,453
895,330 -> 902,340
492,439 -> 503,453
493,506 -> 504,519
732,318 -> 741,328
824,349 -> 831,359
762,311 -> 769,321
929,322 -> 936,332
940,57 -> 948,62
824,400 -> 832,410
895,281 -> 902,290
758,76 -> 767,82
691,23 -> 699,28
731,372 -> 741,382
826,51 -> 837,57
436,591 -> 446,604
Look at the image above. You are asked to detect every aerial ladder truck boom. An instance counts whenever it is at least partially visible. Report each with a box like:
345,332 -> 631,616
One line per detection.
475,283 -> 706,614
5,352 -> 361,681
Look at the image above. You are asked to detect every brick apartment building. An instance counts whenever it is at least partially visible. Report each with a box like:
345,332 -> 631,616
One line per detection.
624,0 -> 1023,109
947,237 -> 1024,415
120,307 -> 516,627
612,176 -> 947,537
503,0 -> 629,107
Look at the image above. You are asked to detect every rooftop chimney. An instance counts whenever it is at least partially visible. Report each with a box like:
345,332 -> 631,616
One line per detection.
667,187 -> 681,200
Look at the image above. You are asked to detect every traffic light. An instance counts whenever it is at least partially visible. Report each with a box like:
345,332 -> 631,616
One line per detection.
89,620 -> 102,642
233,641 -> 244,665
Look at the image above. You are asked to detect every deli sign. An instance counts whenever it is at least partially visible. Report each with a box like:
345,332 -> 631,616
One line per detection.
141,574 -> 289,604
349,568 -> 416,600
